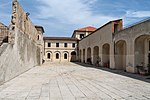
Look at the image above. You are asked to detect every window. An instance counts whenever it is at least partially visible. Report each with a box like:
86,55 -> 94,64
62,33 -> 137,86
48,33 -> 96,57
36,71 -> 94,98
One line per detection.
48,42 -> 51,47
56,53 -> 59,59
56,43 -> 59,47
64,53 -> 67,59
64,43 -> 68,47
47,53 -> 51,59
80,34 -> 84,39
37,35 -> 40,40
72,43 -> 76,48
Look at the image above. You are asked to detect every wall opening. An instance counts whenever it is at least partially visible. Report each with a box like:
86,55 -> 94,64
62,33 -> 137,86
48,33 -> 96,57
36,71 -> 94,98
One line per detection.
102,44 -> 110,67
64,53 -> 68,59
93,46 -> 99,65
47,53 -> 51,59
134,35 -> 150,71
71,51 -> 76,62
87,47 -> 92,64
115,40 -> 127,70
56,53 -> 59,59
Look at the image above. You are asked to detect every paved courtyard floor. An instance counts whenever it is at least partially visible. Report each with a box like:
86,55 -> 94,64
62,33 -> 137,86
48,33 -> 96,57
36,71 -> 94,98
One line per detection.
0,63 -> 150,100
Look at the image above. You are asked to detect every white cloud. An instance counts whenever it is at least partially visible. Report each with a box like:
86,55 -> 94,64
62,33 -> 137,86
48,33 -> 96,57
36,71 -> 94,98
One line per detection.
35,0 -> 117,27
125,11 -> 150,18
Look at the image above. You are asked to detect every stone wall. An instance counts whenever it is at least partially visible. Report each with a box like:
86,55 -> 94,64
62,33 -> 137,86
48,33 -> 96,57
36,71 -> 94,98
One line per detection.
0,0 -> 41,85
0,23 -> 9,45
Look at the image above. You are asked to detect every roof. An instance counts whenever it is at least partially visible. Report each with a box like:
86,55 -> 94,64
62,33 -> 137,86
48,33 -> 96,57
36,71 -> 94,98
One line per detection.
80,19 -> 122,41
44,37 -> 79,41
35,25 -> 45,33
76,26 -> 97,32
72,26 -> 97,37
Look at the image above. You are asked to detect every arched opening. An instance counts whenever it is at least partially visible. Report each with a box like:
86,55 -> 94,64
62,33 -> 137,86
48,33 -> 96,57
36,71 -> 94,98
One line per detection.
46,52 -> 52,62
71,51 -> 76,62
83,49 -> 85,63
64,53 -> 68,59
87,47 -> 92,64
37,35 -> 40,40
56,53 -> 59,59
134,35 -> 150,73
79,50 -> 82,62
47,53 -> 51,59
115,40 -> 127,70
93,46 -> 99,65
102,44 -> 110,67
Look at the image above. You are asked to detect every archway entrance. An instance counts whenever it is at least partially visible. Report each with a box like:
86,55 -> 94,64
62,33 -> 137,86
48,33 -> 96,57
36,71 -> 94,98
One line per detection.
79,50 -> 82,62
135,35 -> 150,70
83,49 -> 85,63
71,51 -> 76,62
93,46 -> 99,65
115,40 -> 127,70
102,44 -> 110,67
87,47 -> 92,64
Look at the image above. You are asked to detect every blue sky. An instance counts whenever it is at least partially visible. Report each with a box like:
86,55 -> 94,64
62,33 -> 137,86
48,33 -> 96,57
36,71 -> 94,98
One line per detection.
0,0 -> 150,37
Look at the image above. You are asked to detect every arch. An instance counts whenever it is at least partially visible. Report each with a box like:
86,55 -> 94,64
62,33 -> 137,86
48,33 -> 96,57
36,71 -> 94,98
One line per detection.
56,53 -> 59,59
115,40 -> 127,70
87,47 -> 92,64
83,49 -> 85,63
102,44 -> 110,67
46,51 -> 52,62
71,51 -> 76,55
54,51 -> 61,62
134,35 -> 150,70
47,53 -> 51,59
79,50 -> 82,62
71,51 -> 77,62
63,51 -> 69,61
64,53 -> 68,59
93,46 -> 99,65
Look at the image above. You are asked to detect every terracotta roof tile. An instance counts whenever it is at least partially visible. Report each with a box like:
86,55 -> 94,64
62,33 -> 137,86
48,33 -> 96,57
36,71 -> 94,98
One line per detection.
76,26 -> 97,32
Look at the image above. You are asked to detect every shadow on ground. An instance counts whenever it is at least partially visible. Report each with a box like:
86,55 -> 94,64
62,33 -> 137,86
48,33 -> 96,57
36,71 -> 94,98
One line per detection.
72,62 -> 150,83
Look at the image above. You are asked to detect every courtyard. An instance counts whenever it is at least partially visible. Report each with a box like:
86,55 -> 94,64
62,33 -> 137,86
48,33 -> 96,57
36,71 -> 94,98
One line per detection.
0,63 -> 150,100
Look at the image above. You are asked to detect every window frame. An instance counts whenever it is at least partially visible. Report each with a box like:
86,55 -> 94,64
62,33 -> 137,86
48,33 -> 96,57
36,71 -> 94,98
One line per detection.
56,53 -> 59,59
47,53 -> 51,59
48,42 -> 51,47
64,53 -> 67,59
56,43 -> 59,47
72,43 -> 76,48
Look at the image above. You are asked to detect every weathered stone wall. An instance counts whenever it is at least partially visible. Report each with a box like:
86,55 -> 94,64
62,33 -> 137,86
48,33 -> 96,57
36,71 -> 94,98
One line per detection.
0,0 -> 41,85
0,23 -> 9,45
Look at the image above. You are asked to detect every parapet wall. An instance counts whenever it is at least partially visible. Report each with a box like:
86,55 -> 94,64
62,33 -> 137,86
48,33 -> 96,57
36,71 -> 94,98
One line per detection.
0,0 -> 41,85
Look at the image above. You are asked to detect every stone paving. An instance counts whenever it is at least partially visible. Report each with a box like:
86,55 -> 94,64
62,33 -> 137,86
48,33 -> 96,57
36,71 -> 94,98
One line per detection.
0,63 -> 150,100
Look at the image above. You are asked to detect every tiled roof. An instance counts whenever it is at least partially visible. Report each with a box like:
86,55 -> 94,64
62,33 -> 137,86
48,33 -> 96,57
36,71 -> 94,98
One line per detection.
76,26 -> 97,32
44,37 -> 79,41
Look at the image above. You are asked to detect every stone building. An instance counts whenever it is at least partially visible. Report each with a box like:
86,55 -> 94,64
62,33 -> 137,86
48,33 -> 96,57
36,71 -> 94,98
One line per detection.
44,37 -> 79,63
0,0 -> 44,85
0,22 -> 9,45
72,26 -> 97,40
79,18 -> 150,73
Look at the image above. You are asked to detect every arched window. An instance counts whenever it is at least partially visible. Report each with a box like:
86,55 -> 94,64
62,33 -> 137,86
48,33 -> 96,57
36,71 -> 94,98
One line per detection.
64,53 -> 67,59
47,53 -> 51,59
56,53 -> 59,59
37,35 -> 40,40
